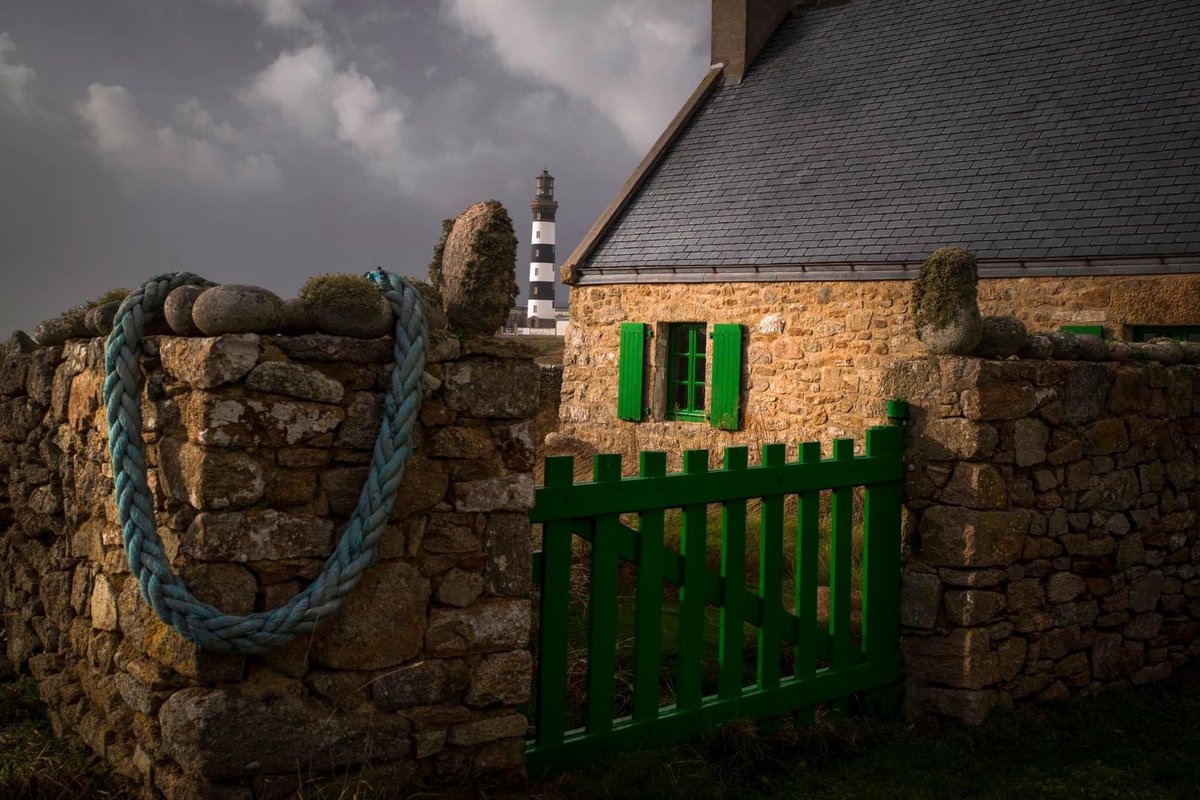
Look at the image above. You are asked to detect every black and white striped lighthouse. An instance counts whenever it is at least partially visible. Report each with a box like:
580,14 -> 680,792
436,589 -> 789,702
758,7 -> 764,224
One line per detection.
527,169 -> 558,328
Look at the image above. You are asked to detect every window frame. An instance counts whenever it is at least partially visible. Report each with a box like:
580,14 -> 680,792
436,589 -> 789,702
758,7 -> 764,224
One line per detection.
665,322 -> 707,422
1129,325 -> 1200,343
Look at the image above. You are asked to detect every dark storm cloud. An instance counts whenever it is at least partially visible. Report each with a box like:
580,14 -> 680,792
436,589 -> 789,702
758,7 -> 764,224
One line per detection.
0,0 -> 709,333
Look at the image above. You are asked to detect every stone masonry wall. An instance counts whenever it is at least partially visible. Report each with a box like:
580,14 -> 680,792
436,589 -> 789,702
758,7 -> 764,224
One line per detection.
557,274 -> 1200,465
886,355 -> 1200,724
0,324 -> 541,797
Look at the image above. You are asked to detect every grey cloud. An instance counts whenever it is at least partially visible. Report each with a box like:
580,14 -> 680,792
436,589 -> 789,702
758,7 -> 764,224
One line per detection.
76,84 -> 284,193
0,1 -> 707,335
0,32 -> 36,114
446,0 -> 708,151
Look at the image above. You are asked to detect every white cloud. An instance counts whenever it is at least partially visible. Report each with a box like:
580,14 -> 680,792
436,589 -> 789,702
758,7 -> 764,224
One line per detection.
241,43 -> 426,192
229,0 -> 327,34
77,84 -> 283,193
0,32 -> 36,114
446,0 -> 708,152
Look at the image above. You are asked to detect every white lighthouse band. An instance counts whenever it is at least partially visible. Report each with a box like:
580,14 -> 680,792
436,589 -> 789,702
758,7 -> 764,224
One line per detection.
527,169 -> 558,329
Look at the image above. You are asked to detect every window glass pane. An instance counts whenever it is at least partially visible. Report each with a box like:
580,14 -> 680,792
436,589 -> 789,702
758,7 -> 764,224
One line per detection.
694,354 -> 706,379
674,355 -> 690,380
674,326 -> 690,353
672,382 -> 689,411
694,383 -> 705,410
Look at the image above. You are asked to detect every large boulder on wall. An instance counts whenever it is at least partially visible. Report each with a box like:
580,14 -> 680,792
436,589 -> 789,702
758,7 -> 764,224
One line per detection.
973,315 -> 1028,358
192,285 -> 286,335
440,200 -> 518,336
912,246 -> 983,355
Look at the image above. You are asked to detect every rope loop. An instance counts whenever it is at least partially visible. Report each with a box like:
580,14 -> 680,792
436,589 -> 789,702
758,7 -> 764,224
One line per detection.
103,270 -> 428,653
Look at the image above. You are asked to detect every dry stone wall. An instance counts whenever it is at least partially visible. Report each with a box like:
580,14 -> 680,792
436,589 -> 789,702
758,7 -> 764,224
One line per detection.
887,355 -> 1200,724
0,324 -> 541,797
558,274 -> 1200,465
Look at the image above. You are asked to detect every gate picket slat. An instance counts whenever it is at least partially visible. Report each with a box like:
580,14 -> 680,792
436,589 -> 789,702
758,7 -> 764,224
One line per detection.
587,455 -> 623,734
718,446 -> 749,700
829,438 -> 855,717
794,441 -> 821,723
677,449 -> 709,710
757,444 -> 786,691
863,427 -> 903,710
633,451 -> 667,722
535,456 -> 575,747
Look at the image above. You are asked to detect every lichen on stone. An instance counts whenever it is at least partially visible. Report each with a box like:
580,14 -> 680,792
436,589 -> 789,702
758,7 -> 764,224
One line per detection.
912,247 -> 979,331
440,199 -> 518,336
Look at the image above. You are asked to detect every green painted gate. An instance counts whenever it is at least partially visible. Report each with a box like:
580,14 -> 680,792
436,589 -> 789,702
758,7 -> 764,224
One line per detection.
526,424 -> 904,774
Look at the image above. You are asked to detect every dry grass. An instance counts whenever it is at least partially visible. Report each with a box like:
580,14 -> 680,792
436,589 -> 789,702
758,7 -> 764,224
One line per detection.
0,679 -> 117,799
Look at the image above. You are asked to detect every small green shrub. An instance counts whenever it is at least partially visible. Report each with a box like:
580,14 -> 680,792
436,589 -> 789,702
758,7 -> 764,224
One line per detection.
911,247 -> 978,331
428,217 -> 454,291
89,288 -> 130,308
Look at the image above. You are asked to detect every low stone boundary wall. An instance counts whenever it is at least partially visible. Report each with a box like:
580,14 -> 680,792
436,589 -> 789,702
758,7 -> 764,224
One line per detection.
887,355 -> 1200,723
0,324 -> 540,797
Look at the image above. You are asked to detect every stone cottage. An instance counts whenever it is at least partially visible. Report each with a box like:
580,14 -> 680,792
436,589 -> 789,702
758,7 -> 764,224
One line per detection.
554,0 -> 1200,460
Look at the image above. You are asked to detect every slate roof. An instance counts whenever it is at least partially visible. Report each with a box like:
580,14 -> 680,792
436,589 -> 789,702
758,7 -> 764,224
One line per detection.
579,0 -> 1200,280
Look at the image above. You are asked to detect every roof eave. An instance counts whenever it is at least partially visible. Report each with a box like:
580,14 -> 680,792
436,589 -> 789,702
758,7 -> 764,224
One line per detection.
572,255 -> 1200,284
561,65 -> 725,286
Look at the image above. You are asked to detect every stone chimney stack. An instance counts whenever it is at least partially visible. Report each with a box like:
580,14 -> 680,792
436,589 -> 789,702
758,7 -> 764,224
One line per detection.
711,0 -> 794,83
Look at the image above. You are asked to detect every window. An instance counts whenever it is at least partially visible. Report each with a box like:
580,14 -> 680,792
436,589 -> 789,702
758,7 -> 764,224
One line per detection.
1130,325 -> 1200,343
667,323 -> 707,421
533,267 -> 539,277
536,231 -> 541,239
616,321 -> 743,429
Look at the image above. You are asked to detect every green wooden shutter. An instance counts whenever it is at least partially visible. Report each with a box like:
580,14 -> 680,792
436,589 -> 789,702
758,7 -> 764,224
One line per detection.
709,323 -> 743,430
617,322 -> 647,421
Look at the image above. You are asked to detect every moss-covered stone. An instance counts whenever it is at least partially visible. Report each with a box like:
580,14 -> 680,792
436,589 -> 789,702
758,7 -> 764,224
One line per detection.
411,279 -> 448,332
89,288 -> 130,308
913,247 -> 979,330
298,274 -> 392,339
428,218 -> 455,291
440,200 -> 518,336
913,247 -> 982,354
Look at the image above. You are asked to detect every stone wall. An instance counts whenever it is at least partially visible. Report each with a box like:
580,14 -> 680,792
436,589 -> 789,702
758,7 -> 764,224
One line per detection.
886,355 -> 1200,724
0,324 -> 540,797
557,274 -> 1200,465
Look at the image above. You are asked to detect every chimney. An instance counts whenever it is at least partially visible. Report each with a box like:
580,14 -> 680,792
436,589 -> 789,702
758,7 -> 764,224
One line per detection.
711,0 -> 794,83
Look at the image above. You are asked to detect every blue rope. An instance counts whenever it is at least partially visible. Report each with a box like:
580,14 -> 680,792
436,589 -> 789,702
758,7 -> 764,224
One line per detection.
102,270 -> 428,654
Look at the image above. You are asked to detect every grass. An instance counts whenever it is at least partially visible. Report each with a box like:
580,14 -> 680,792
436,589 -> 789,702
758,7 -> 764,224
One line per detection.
0,678 -> 117,799
515,675 -> 1200,800
5,671 -> 1200,799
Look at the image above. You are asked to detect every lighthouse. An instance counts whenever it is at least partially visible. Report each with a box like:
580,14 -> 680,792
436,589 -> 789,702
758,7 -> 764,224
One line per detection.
527,169 -> 558,329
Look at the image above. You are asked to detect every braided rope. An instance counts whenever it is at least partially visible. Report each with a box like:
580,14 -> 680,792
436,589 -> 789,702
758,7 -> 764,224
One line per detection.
102,269 -> 428,654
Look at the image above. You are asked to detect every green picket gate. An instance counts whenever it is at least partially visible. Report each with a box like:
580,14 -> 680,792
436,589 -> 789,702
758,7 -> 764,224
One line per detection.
526,424 -> 904,774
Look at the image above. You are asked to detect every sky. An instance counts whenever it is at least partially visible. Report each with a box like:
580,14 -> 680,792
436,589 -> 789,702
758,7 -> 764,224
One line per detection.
0,0 -> 710,333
